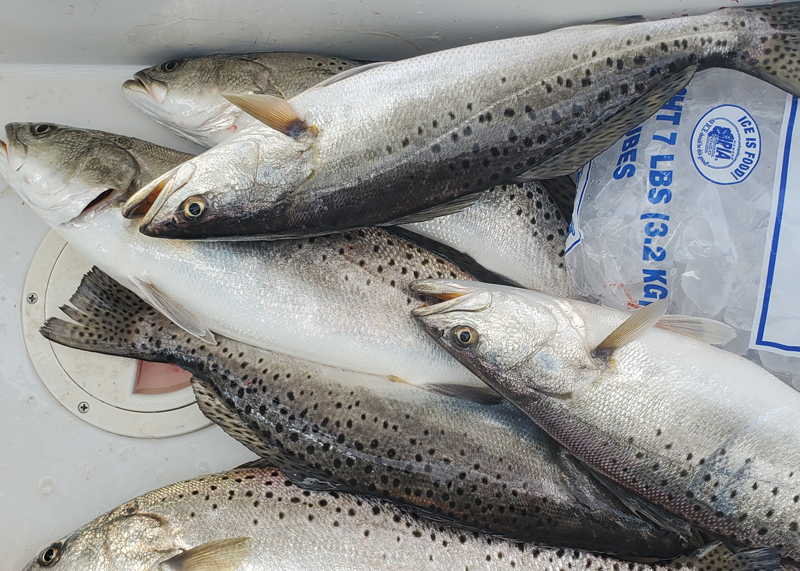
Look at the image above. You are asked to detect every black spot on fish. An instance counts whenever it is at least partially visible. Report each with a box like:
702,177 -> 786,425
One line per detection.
431,144 -> 441,153
551,110 -> 562,123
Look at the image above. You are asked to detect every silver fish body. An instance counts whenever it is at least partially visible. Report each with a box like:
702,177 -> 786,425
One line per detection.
40,267 -> 693,555
130,3 -> 800,240
20,465 -> 779,571
401,180 -> 576,295
123,62 -> 577,295
123,53 -> 366,147
0,122 -> 486,392
412,279 -> 800,561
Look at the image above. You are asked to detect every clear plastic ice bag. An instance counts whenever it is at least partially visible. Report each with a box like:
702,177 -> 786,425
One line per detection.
566,69 -> 800,384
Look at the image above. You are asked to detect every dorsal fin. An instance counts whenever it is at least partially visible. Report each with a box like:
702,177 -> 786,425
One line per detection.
389,192 -> 482,225
591,15 -> 647,25
308,61 -> 393,90
592,299 -> 667,359
222,94 -> 315,139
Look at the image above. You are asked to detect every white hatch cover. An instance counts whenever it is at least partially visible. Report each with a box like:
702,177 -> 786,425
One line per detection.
20,230 -> 211,438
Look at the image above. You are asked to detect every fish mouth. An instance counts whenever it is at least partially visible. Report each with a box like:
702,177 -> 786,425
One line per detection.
123,72 -> 168,105
122,161 -> 196,219
3,124 -> 26,171
410,280 -> 492,317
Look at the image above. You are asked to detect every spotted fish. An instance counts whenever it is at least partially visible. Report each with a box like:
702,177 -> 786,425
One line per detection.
123,52 -> 367,147
40,267 -> 696,556
21,464 -> 779,571
412,279 -> 800,562
401,180 -> 576,295
0,122 -> 491,392
125,2 -> 800,240
122,59 -> 577,294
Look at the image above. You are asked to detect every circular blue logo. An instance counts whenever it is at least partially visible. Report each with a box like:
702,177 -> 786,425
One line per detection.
691,104 -> 761,185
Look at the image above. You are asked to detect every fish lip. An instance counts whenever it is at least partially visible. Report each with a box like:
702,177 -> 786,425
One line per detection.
122,162 -> 196,219
3,124 -> 26,171
410,280 -> 491,317
139,215 -> 178,237
124,72 -> 168,105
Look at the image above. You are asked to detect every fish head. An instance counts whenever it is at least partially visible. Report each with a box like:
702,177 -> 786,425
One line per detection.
123,55 -> 276,146
1,122 -> 140,226
412,279 -> 600,401
125,130 -> 316,239
20,504 -> 181,571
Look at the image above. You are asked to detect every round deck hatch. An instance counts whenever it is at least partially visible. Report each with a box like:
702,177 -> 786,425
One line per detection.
21,230 -> 211,438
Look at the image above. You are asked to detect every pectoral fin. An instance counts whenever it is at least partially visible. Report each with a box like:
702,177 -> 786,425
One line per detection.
592,299 -> 667,359
223,94 -> 315,139
159,537 -> 252,571
131,276 -> 217,345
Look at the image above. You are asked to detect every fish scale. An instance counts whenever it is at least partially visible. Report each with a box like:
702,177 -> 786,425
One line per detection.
411,280 -> 800,562
40,267 -> 696,556
20,465 -> 780,571
132,2 -> 800,240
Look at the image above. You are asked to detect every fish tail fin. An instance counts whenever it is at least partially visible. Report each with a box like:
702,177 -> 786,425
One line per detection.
674,542 -> 780,571
729,3 -> 800,98
40,266 -> 178,362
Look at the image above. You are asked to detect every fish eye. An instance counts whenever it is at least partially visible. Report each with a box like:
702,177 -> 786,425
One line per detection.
182,196 -> 206,219
451,326 -> 478,348
159,60 -> 182,73
31,124 -> 54,136
37,542 -> 62,566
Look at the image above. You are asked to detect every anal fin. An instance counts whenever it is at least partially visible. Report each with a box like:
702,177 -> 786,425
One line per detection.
591,471 -> 696,540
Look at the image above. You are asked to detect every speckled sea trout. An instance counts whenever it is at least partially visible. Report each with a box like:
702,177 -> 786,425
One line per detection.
412,279 -> 800,561
39,267 -> 694,556
0,122 -> 489,391
122,59 -> 576,294
123,53 -> 367,147
124,2 -> 800,240
20,464 -> 778,571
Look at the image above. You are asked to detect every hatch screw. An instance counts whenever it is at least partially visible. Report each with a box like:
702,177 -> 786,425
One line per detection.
78,401 -> 90,414
26,292 -> 38,304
